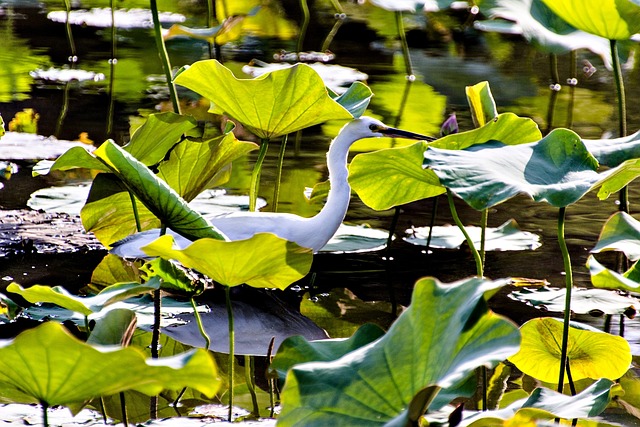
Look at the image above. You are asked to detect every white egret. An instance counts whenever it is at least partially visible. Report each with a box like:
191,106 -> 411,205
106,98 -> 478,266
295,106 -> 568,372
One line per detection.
110,116 -> 434,257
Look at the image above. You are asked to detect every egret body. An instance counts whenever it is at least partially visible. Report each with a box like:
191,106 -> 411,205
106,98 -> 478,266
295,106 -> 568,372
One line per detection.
110,117 -> 433,257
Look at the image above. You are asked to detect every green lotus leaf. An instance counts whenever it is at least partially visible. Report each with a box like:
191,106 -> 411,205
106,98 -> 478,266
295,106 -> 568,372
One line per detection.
587,255 -> 640,292
164,13 -> 246,45
278,276 -> 520,426
465,81 -> 498,127
320,223 -> 391,253
591,211 -> 640,261
329,81 -> 373,118
349,141 -> 444,211
479,0 -> 617,66
86,308 -> 137,346
540,0 -> 640,40
141,233 -> 313,290
32,145 -> 106,176
509,317 -> 631,384
91,254 -> 141,288
173,60 -> 353,139
93,140 -> 225,241
584,129 -> 640,167
122,112 -> 199,166
271,323 -> 386,381
459,378 -> 615,426
0,322 -> 219,406
140,257 -> 204,296
594,157 -> 640,200
404,219 -> 541,251
7,280 -> 161,316
424,128 -> 600,210
510,284 -> 640,314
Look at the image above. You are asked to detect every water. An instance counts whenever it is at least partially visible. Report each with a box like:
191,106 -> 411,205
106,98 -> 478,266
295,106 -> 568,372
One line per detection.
0,0 -> 638,347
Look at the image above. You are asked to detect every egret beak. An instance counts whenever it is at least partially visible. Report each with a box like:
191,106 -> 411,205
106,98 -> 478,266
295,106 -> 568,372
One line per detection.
379,126 -> 436,141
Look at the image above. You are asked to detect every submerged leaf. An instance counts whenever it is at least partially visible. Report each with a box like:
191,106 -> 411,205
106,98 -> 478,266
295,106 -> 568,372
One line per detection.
424,128 -> 600,209
173,60 -> 353,139
141,233 -> 312,290
509,317 -> 631,384
405,219 -> 541,251
278,276 -> 520,426
0,322 -> 219,406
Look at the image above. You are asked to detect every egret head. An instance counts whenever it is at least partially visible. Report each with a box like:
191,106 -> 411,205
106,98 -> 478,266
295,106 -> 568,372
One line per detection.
348,116 -> 435,142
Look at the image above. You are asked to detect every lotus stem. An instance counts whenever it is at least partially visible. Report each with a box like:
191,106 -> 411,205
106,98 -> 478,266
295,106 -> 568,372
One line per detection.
566,50 -> 577,129
297,0 -> 310,54
128,192 -> 142,232
226,286 -> 235,422
120,392 -> 129,427
395,11 -> 413,76
150,0 -> 181,114
150,288 -> 162,418
385,207 -> 400,316
191,297 -> 210,350
207,0 -> 215,59
321,13 -> 345,52
245,355 -> 260,417
267,336 -> 277,417
480,208 -> 487,268
556,206 -> 572,393
425,196 -> 439,254
63,0 -> 76,59
249,139 -> 270,211
447,189 -> 483,277
106,0 -> 116,137
273,134 -> 289,212
41,402 -> 49,427
610,39 -> 629,213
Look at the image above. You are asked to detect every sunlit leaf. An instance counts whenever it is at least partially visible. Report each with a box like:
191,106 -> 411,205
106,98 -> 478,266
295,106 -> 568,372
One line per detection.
173,60 -> 353,139
33,145 -> 108,176
405,219 -> 541,251
7,280 -> 160,316
271,323 -> 386,382
466,81 -> 498,127
90,254 -> 141,288
141,233 -> 312,290
584,129 -> 640,167
540,0 -> 640,40
93,140 -> 225,241
594,157 -> 640,200
349,141 -> 445,210
459,378 -> 615,426
587,255 -> 640,292
591,211 -> 640,261
0,322 -> 219,406
509,284 -> 639,315
278,276 -> 520,426
329,81 -> 373,118
509,317 -> 631,384
425,128 -> 600,209
86,308 -> 137,346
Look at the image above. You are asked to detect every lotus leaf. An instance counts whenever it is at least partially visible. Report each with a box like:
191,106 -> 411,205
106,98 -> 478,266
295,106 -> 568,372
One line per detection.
93,140 -> 225,241
173,60 -> 354,139
141,233 -> 312,290
349,141 -> 444,211
587,255 -> 640,292
584,129 -> 640,167
459,378 -> 615,426
594,157 -> 640,201
277,276 -> 520,426
591,211 -> 640,261
465,81 -> 498,127
271,323 -> 386,381
0,322 -> 219,406
509,317 -> 631,384
90,254 -> 140,288
405,219 -> 541,251
540,0 -> 640,40
328,81 -> 373,117
479,0 -> 617,66
424,128 -> 600,209
509,285 -> 640,315
7,281 -> 160,316
86,308 -> 137,346
320,223 -> 391,253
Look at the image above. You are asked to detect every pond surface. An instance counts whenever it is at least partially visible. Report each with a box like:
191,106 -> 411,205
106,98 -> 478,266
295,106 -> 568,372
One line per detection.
1,2 -> 640,421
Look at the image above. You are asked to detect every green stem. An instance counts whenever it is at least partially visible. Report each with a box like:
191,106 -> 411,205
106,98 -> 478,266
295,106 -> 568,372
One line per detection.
120,392 -> 129,427
244,355 -> 260,417
566,50 -> 577,129
480,208 -> 487,270
425,196 -> 439,254
191,297 -> 210,350
42,402 -> 49,427
63,0 -> 76,59
129,192 -> 142,232
226,286 -> 235,422
395,11 -> 413,76
556,206 -> 572,393
106,0 -> 116,137
297,0 -> 310,54
207,0 -> 215,59
249,139 -> 269,212
447,189 -> 483,277
321,14 -> 345,52
611,39 -> 629,212
150,0 -> 181,114
272,134 -> 288,212
150,288 -> 162,418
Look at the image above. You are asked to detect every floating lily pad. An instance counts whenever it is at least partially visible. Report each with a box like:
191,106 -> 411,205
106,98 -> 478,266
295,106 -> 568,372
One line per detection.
30,67 -> 105,83
26,184 -> 91,215
0,132 -> 94,161
509,285 -> 639,316
320,223 -> 390,253
47,8 -> 186,29
509,317 -> 631,384
404,219 -> 541,251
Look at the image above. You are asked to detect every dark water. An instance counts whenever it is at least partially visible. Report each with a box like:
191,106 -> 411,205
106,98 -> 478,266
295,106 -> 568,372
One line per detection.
0,1 -> 638,343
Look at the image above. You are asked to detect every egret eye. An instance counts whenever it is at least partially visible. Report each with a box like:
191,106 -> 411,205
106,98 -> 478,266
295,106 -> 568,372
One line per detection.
369,124 -> 379,131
